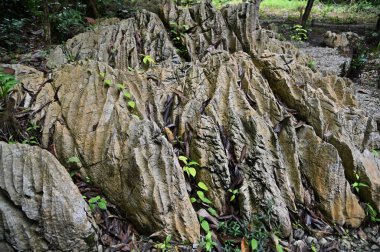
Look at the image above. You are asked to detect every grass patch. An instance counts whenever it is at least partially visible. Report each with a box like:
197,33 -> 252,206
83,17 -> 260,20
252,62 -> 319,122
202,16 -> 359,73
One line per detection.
259,0 -> 379,24
212,0 -> 379,24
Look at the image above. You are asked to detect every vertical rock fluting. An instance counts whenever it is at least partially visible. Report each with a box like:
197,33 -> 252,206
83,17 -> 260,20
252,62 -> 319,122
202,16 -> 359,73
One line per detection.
7,0 -> 379,243
33,60 -> 200,242
0,143 -> 98,251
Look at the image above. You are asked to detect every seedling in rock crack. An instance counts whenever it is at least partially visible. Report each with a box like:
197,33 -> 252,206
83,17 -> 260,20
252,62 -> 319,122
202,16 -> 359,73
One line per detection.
88,195 -> 107,211
104,79 -> 112,87
351,173 -> 369,193
116,83 -> 126,91
196,190 -> 212,204
228,188 -> 239,201
123,91 -> 132,99
372,149 -> 379,157
366,203 -> 380,222
198,182 -> 208,191
0,68 -> 18,101
141,54 -> 155,65
154,234 -> 172,251
178,155 -> 198,177
127,100 -> 136,109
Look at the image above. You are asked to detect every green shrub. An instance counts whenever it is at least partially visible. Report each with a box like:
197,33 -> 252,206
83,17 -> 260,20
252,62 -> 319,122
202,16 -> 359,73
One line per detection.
0,68 -> 18,104
51,8 -> 85,40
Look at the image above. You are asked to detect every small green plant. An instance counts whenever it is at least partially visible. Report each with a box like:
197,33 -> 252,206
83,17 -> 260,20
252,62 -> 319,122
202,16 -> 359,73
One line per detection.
88,195 -> 107,211
197,190 -> 212,204
68,156 -> 81,164
199,217 -> 217,252
219,220 -> 244,237
22,136 -> 38,145
142,54 -> 155,65
169,22 -> 189,58
51,8 -> 86,40
178,155 -> 198,177
104,79 -> 112,87
127,100 -> 136,109
99,72 -> 106,79
154,234 -> 172,251
290,25 -> 308,41
366,203 -> 380,222
7,136 -> 17,144
311,242 -> 318,252
351,173 -> 369,193
307,60 -> 317,72
372,149 -> 379,157
116,83 -> 126,91
251,238 -> 259,251
228,188 -> 239,202
0,68 -> 18,102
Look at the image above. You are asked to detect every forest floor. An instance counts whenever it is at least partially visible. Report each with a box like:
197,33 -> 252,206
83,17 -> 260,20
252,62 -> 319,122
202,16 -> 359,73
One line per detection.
1,2 -> 380,251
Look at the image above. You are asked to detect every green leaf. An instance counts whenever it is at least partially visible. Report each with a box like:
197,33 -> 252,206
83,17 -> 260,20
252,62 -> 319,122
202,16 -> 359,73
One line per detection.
205,231 -> 212,240
127,101 -> 136,109
178,155 -> 188,164
276,244 -> 284,252
143,55 -> 155,65
98,200 -> 107,210
201,220 -> 210,232
89,203 -> 96,211
198,182 -> 208,191
197,191 -> 212,204
230,195 -> 236,202
188,161 -> 199,166
188,167 -> 196,177
128,67 -> 133,71
104,79 -> 112,86
207,207 -> 217,217
372,149 -> 379,157
68,156 -> 80,164
165,234 -> 172,243
132,114 -> 140,120
358,183 -> 369,187
154,243 -> 165,249
88,196 -> 100,203
352,182 -> 359,187
123,91 -> 132,99
99,72 -> 105,78
116,83 -> 125,90
251,239 -> 258,251
191,197 -> 197,203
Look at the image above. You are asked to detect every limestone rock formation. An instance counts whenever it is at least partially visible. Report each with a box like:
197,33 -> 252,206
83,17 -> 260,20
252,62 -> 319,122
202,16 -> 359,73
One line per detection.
323,31 -> 362,52
0,142 -> 98,251
4,0 -> 380,245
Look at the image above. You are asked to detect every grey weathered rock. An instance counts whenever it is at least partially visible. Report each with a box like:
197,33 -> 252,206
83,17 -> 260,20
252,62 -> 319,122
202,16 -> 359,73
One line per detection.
340,239 -> 352,250
323,31 -> 362,52
293,240 -> 307,252
5,0 -> 379,244
0,143 -> 98,251
294,229 -> 305,240
319,238 -> 328,246
46,10 -> 180,70
32,60 -> 200,242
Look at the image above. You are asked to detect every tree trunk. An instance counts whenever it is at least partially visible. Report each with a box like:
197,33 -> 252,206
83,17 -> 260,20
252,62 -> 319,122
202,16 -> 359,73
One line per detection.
84,0 -> 99,18
301,0 -> 315,28
42,0 -> 51,45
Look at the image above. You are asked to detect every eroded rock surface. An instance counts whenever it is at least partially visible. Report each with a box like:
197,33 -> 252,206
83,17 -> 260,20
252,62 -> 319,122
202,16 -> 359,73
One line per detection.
5,0 -> 380,244
323,31 -> 362,53
0,143 -> 98,251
